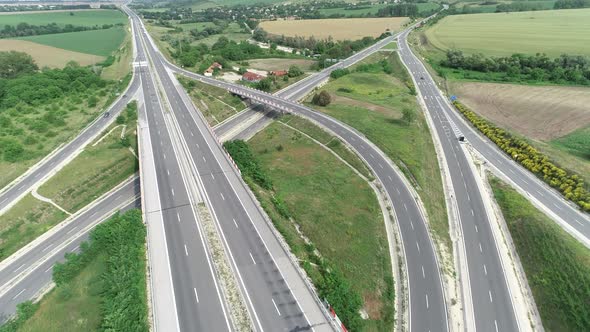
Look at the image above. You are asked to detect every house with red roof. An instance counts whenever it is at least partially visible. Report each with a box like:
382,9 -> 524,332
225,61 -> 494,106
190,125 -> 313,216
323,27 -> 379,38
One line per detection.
242,71 -> 265,82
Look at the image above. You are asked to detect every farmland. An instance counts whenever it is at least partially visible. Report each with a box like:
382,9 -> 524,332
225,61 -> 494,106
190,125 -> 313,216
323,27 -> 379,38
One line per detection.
449,80 -> 590,184
319,2 -> 440,16
450,82 -> 590,141
424,8 -> 590,57
259,17 -> 409,41
17,26 -> 127,57
0,39 -> 103,67
0,9 -> 127,27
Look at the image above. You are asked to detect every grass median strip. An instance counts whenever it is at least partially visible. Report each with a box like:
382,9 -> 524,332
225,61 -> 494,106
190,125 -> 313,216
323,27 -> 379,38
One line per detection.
225,120 -> 394,331
490,177 -> 590,331
1,209 -> 148,332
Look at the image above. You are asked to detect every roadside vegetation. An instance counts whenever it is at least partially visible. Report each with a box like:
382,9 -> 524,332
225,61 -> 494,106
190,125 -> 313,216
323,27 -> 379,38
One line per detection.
37,102 -> 139,212
306,52 -> 450,253
1,209 -> 148,332
178,76 -> 246,125
225,118 -> 394,331
0,194 -> 65,261
0,52 -> 130,189
454,101 -> 590,211
0,102 -> 138,261
278,114 -> 372,179
490,177 -> 590,331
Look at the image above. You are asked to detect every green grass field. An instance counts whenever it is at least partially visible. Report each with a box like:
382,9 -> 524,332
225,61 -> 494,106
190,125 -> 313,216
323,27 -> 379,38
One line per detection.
425,8 -> 590,57
38,106 -> 138,212
490,177 -> 590,331
0,194 -> 65,261
0,9 -> 127,27
247,121 -> 392,329
550,126 -> 590,160
319,2 -> 440,16
17,255 -> 106,332
17,26 -> 126,56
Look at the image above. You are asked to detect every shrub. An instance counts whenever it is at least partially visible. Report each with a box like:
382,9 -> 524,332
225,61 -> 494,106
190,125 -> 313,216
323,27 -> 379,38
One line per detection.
330,68 -> 350,79
454,101 -> 590,211
312,90 -> 331,107
288,65 -> 303,77
116,115 -> 126,124
223,140 -> 273,190
2,138 -> 24,162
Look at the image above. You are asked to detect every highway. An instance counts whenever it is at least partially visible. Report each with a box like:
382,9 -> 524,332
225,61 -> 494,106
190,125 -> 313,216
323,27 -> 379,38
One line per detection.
132,9 -> 334,330
131,16 -> 233,331
397,30 -> 520,331
0,177 -> 140,322
146,20 -> 450,332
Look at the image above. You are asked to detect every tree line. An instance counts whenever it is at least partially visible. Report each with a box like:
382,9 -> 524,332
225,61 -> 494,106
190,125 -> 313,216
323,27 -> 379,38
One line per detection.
0,22 -> 124,39
376,3 -> 420,17
454,101 -> 590,212
442,50 -> 590,85
253,29 -> 388,68
554,0 -> 590,9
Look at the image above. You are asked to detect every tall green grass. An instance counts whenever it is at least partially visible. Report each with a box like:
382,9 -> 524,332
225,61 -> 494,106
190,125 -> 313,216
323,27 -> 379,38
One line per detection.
490,177 -> 590,331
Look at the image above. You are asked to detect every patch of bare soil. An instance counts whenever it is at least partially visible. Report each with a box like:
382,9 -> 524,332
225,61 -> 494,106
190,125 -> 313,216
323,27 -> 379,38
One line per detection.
451,81 -> 590,140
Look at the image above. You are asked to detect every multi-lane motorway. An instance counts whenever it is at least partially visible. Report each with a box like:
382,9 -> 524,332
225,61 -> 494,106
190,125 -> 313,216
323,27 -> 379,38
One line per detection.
132,16 -> 233,331
397,30 -> 521,331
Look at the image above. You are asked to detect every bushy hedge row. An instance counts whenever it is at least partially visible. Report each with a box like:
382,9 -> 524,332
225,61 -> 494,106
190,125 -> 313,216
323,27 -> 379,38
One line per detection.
223,140 -> 273,190
53,209 -> 148,331
454,101 -> 590,211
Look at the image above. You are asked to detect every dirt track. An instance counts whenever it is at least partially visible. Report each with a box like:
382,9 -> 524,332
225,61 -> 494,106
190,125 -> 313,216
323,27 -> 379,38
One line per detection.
451,81 -> 590,140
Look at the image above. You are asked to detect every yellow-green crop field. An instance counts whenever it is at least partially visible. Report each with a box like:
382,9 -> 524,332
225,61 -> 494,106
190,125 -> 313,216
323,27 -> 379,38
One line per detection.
425,8 -> 590,57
